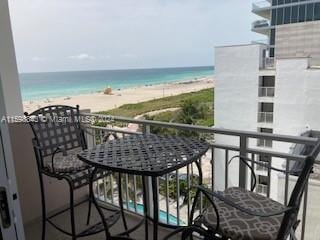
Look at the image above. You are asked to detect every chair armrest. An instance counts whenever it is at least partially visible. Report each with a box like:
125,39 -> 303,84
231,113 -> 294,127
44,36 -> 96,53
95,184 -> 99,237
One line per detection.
235,155 -> 298,174
197,185 -> 293,217
228,155 -> 257,191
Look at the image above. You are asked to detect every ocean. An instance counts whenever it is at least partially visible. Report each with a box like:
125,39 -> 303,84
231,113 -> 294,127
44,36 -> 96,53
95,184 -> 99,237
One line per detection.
19,66 -> 214,101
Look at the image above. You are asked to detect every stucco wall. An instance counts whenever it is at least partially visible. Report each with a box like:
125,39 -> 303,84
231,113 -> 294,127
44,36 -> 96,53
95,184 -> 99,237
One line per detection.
273,58 -> 320,136
214,44 -> 263,190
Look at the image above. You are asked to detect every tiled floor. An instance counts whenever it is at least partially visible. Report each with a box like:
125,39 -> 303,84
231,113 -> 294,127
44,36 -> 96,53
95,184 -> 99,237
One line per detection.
24,202 -> 179,240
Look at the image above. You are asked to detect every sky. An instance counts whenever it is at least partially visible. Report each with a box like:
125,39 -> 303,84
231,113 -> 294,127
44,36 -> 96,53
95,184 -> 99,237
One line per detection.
9,0 -> 259,73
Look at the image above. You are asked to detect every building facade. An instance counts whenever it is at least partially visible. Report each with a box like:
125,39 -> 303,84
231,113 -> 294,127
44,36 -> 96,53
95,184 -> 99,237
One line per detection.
214,0 -> 320,200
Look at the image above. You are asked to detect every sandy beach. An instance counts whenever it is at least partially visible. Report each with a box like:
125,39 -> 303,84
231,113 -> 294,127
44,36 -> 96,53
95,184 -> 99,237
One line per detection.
23,77 -> 214,113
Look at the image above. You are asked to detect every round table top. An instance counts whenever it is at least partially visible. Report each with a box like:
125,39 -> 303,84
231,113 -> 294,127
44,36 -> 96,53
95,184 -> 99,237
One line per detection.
78,134 -> 209,177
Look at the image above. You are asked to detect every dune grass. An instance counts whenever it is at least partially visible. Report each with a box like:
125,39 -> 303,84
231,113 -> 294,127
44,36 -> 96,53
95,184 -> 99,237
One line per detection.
98,88 -> 214,119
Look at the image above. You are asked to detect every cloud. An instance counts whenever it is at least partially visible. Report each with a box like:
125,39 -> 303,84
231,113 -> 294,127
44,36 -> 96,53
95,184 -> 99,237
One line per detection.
68,53 -> 96,60
31,56 -> 46,62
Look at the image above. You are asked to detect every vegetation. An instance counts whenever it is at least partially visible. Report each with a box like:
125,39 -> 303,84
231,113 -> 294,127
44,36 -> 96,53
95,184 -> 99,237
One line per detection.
145,98 -> 213,137
97,88 -> 213,119
159,177 -> 211,210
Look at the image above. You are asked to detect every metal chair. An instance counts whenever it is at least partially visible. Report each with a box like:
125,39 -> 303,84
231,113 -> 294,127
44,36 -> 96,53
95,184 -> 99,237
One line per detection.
25,105 -> 119,240
165,138 -> 320,240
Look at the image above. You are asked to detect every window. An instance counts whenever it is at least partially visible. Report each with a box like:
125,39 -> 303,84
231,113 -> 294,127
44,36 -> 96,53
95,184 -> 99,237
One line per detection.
284,7 -> 291,24
260,103 -> 274,112
270,29 -> 276,45
291,6 -> 298,23
298,5 -> 306,22
306,4 -> 314,21
285,0 -> 291,3
271,9 -> 277,25
270,48 -> 275,58
315,3 -> 320,20
277,8 -> 284,25
278,0 -> 284,5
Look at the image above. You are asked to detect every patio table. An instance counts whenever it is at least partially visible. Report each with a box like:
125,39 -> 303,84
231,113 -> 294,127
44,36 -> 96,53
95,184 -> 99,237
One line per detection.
78,134 -> 209,240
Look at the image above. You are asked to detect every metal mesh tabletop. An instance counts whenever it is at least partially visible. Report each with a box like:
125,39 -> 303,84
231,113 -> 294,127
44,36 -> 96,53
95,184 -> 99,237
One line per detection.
78,134 -> 209,176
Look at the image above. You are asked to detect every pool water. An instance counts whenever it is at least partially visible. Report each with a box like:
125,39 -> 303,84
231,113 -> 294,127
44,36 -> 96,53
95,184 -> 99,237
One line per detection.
125,202 -> 185,226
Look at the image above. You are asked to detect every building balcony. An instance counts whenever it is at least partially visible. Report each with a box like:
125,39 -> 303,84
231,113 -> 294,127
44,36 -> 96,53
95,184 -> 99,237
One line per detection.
261,57 -> 275,70
259,86 -> 275,97
252,0 -> 272,19
257,138 -> 273,148
11,113 -> 320,240
256,183 -> 268,195
258,111 -> 274,123
252,20 -> 274,36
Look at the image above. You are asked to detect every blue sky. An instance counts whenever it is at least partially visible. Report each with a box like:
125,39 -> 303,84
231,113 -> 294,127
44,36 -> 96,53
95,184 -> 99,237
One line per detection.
9,0 -> 259,73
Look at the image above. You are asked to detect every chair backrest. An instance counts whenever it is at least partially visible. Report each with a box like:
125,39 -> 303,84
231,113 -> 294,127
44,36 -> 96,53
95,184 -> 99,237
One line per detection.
25,105 -> 87,158
277,138 -> 320,239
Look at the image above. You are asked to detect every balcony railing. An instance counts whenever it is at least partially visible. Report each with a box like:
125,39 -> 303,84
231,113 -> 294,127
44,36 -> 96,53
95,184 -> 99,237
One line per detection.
262,57 -> 275,69
256,184 -> 268,195
81,113 -> 319,240
259,86 -> 275,97
252,19 -> 270,29
258,111 -> 274,123
257,138 -> 273,148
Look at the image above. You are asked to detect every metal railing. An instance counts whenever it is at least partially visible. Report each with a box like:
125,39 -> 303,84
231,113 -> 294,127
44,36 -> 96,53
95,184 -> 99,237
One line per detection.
259,86 -> 275,97
258,111 -> 274,123
256,184 -> 268,195
252,19 -> 270,29
262,57 -> 275,69
257,138 -> 273,148
81,113 -> 319,239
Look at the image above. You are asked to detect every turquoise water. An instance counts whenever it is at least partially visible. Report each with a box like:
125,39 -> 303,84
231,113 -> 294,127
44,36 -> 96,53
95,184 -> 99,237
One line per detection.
19,66 -> 213,101
126,202 -> 185,226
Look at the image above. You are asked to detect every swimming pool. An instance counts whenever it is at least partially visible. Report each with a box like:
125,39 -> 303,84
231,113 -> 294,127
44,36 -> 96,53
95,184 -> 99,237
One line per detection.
125,202 -> 185,226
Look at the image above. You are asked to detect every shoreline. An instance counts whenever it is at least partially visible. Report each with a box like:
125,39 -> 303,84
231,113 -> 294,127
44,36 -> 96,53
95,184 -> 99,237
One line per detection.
23,76 -> 215,113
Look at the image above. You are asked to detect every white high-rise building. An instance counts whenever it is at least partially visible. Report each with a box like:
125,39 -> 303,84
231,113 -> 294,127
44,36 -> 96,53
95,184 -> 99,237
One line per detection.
214,0 -> 320,200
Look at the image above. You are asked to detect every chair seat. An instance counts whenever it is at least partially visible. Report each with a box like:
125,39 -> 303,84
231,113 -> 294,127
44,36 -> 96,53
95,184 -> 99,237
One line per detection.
56,168 -> 111,189
201,187 -> 284,240
43,148 -> 89,173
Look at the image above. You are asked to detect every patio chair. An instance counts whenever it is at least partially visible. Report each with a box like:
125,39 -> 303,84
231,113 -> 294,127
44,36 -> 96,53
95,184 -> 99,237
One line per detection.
25,105 -> 119,240
165,138 -> 320,240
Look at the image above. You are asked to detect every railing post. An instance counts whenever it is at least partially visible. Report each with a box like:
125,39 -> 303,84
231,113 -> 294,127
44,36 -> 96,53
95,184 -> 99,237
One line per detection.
239,136 -> 248,188
301,180 -> 309,240
142,124 -> 154,218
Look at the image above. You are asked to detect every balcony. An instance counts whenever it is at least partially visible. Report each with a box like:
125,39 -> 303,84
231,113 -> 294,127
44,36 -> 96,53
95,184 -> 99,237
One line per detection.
257,138 -> 273,148
252,19 -> 273,35
261,57 -> 275,70
21,113 -> 320,240
252,0 -> 272,10
252,1 -> 272,19
256,184 -> 268,195
259,86 -> 275,97
258,111 -> 274,123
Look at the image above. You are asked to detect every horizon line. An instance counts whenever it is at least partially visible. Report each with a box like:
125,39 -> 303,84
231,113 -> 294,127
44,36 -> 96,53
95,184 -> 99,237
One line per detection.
19,65 -> 215,75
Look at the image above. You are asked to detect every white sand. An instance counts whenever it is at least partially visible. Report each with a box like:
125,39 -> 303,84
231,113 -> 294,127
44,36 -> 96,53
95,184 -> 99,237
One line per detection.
23,77 -> 215,113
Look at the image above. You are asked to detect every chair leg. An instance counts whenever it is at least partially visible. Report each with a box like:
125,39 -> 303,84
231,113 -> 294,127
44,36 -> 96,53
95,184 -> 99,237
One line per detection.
39,175 -> 47,240
86,183 -> 93,225
69,184 -> 77,240
118,174 -> 129,235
